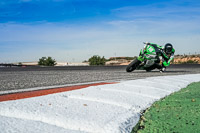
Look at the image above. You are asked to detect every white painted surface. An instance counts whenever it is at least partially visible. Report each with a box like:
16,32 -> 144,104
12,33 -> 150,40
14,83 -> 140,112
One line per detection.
0,74 -> 200,133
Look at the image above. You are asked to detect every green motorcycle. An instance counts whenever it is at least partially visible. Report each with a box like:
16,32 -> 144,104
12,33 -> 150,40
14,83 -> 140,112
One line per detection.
126,42 -> 162,72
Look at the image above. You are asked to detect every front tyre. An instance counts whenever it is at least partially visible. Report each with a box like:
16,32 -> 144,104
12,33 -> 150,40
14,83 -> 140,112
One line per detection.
126,59 -> 141,72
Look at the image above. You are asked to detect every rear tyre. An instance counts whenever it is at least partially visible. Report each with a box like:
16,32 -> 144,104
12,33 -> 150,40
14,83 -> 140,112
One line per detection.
126,59 -> 141,72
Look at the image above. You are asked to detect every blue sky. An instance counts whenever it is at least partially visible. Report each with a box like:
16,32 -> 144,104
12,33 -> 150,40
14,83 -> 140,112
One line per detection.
0,0 -> 200,63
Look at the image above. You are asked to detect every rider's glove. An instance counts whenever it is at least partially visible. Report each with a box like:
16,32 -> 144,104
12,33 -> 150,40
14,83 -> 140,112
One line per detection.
163,61 -> 170,67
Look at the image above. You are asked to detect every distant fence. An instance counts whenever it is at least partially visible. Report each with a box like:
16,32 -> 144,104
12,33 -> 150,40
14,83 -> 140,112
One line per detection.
0,63 -> 22,67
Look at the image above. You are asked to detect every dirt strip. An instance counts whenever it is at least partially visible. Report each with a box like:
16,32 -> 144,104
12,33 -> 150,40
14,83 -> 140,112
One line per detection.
0,82 -> 117,102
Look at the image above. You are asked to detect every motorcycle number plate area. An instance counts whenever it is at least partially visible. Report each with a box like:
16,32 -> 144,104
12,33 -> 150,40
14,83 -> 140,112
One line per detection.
146,45 -> 156,54
148,47 -> 154,52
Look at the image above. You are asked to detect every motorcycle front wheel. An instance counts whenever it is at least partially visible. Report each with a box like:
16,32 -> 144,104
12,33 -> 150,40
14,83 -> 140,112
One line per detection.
126,59 -> 141,72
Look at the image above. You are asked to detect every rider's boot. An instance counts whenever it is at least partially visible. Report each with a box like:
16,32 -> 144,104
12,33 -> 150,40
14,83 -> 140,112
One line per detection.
159,67 -> 166,73
153,63 -> 165,73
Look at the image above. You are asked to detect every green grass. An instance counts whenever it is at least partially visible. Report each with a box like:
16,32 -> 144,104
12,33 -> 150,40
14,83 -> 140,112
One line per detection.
132,82 -> 200,133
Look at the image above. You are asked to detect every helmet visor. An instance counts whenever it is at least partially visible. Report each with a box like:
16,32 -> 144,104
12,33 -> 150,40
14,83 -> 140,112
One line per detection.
165,47 -> 172,54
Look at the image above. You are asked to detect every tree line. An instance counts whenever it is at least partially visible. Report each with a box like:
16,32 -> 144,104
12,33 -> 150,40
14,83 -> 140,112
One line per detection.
37,55 -> 106,66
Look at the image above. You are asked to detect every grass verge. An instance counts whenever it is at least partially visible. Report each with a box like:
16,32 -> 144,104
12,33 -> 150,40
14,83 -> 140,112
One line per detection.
132,81 -> 200,133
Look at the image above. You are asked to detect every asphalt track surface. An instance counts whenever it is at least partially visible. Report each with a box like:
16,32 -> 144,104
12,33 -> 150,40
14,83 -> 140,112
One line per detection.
0,64 -> 200,93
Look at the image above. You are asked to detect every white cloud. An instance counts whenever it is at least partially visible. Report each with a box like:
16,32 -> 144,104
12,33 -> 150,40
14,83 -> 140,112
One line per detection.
0,17 -> 200,63
111,2 -> 200,20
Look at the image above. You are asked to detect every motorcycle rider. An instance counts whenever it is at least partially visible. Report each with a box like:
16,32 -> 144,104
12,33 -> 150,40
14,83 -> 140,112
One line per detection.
144,42 -> 175,72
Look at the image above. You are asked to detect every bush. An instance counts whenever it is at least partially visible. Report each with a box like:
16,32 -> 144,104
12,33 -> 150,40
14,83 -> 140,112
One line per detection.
88,55 -> 106,66
177,60 -> 198,64
38,57 -> 57,66
185,60 -> 198,64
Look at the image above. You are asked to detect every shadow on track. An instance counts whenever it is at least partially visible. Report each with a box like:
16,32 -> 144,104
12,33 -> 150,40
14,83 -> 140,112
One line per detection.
131,70 -> 189,73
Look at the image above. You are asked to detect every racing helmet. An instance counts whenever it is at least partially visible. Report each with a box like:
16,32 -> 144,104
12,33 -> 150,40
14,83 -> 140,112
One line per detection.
164,43 -> 173,54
